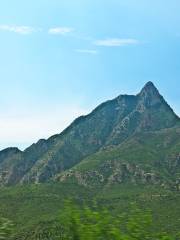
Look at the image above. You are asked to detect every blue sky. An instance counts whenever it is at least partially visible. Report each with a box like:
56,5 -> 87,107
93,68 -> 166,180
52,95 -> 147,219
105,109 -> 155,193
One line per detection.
0,0 -> 180,150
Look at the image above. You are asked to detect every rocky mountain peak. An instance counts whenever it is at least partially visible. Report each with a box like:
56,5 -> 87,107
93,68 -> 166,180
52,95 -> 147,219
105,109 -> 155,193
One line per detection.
142,81 -> 157,90
0,147 -> 21,155
137,82 -> 164,109
139,81 -> 160,97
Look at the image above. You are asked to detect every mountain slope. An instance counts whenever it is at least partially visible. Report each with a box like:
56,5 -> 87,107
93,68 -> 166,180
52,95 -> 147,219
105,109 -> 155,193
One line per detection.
0,82 -> 179,186
58,126 -> 180,189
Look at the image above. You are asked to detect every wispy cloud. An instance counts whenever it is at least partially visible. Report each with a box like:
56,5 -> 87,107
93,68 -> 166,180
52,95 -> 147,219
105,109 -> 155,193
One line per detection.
0,25 -> 40,34
48,27 -> 74,35
75,49 -> 98,54
94,38 -> 140,47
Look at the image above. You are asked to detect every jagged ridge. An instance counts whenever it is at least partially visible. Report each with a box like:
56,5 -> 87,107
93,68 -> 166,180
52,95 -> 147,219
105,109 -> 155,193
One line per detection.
0,82 -> 179,186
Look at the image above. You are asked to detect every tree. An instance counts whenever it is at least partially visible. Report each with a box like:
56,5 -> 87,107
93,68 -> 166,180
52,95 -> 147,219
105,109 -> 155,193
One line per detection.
58,201 -> 175,240
0,217 -> 14,240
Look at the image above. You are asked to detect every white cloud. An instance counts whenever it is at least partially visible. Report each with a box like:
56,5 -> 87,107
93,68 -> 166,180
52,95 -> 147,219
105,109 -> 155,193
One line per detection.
94,38 -> 139,47
75,49 -> 98,54
0,105 -> 89,151
0,25 -> 39,34
48,27 -> 74,35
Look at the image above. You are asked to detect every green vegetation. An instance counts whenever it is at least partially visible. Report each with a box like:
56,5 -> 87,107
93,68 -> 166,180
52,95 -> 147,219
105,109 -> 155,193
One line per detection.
0,217 -> 14,239
58,201 -> 178,240
0,183 -> 179,239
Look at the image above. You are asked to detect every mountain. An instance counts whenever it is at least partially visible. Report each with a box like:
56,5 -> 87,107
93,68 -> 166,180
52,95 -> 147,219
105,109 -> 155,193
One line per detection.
0,81 -> 180,239
0,82 -> 179,187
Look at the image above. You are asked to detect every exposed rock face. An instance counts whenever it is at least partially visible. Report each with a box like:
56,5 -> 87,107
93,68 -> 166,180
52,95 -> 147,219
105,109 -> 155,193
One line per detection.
58,161 -> 162,187
0,82 -> 179,186
138,81 -> 163,107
